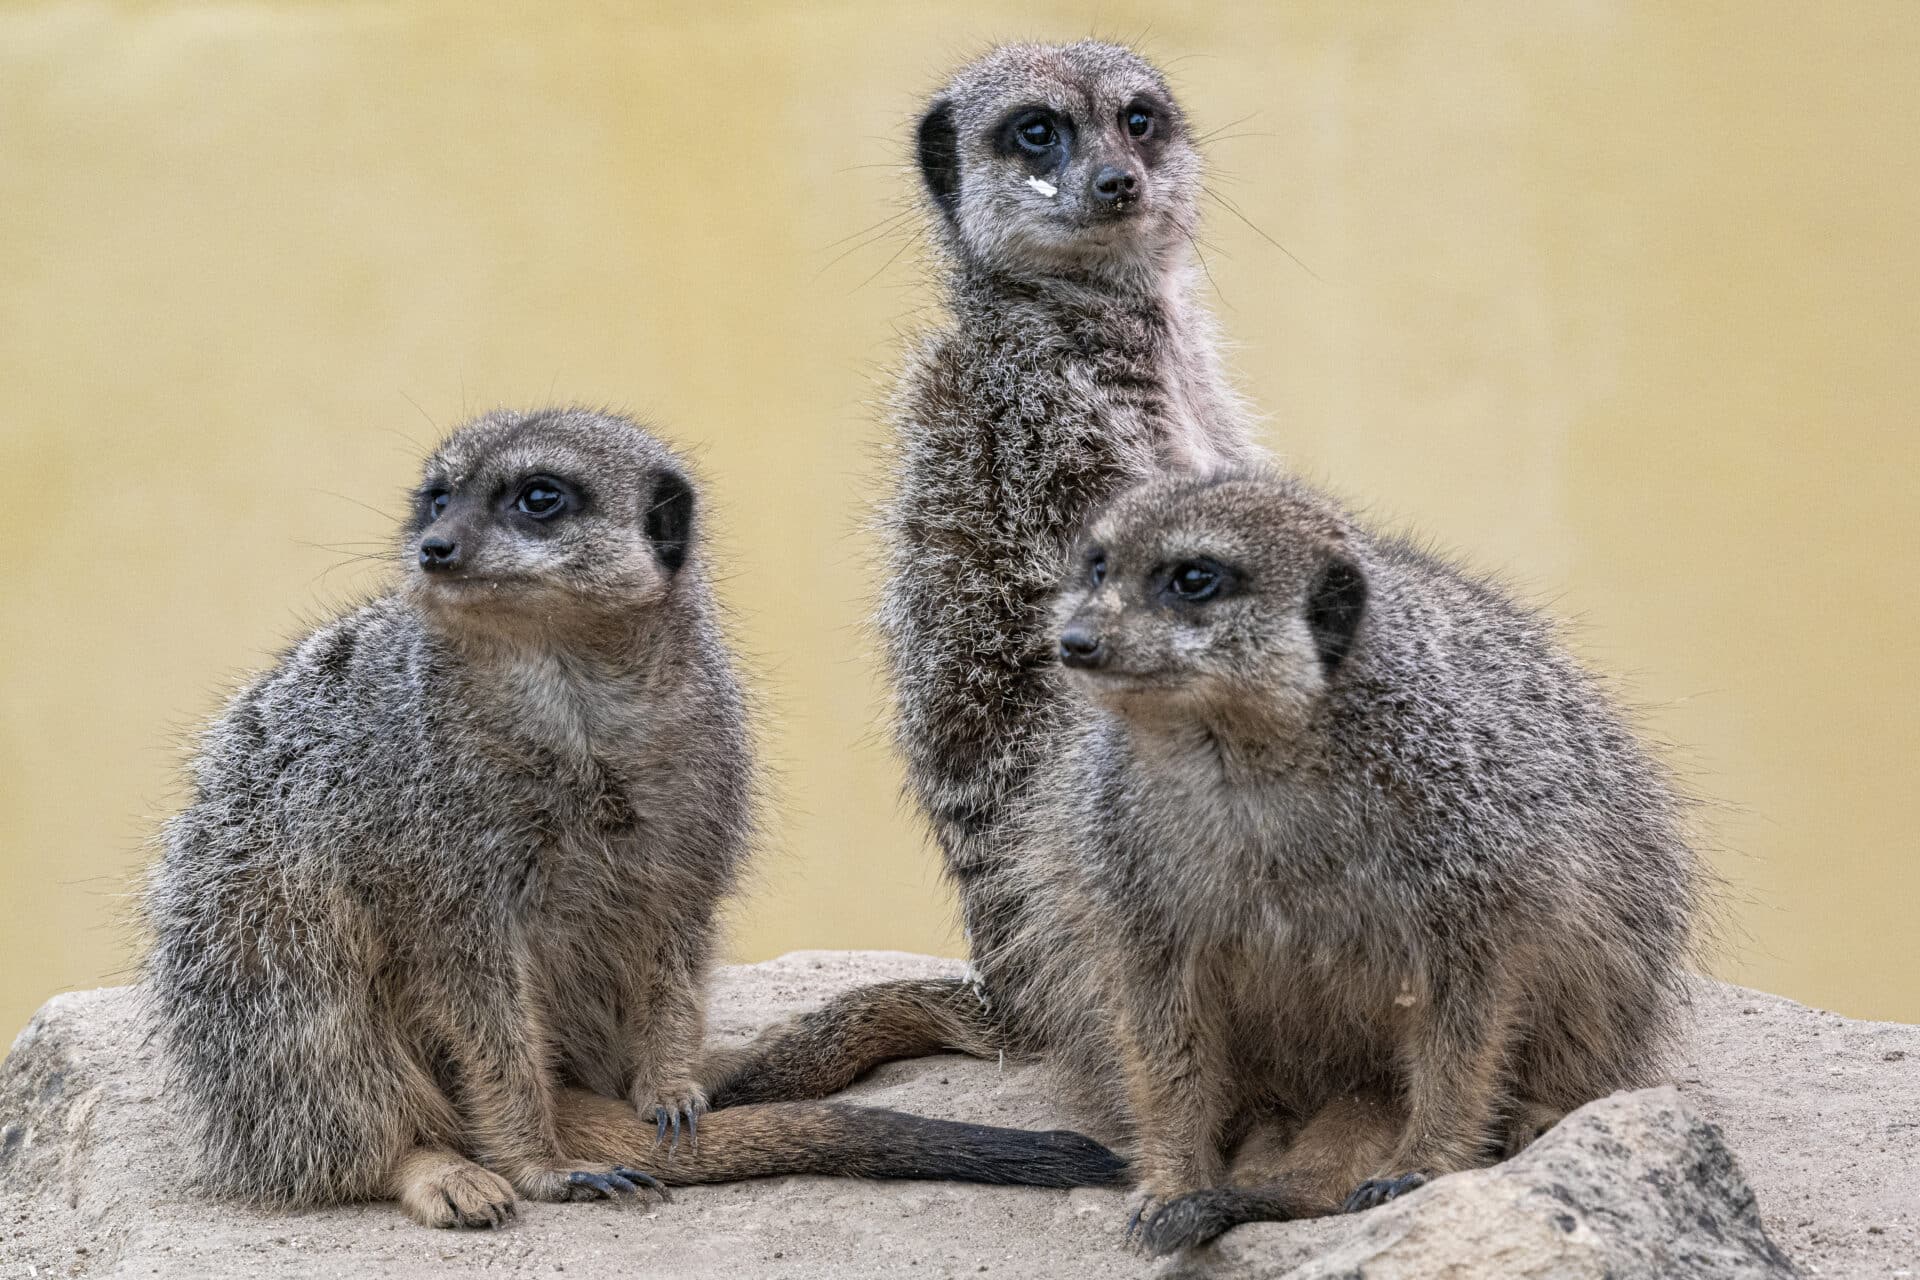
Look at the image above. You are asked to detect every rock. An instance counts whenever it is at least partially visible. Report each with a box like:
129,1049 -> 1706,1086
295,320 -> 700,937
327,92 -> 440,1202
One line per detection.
1198,1088 -> 1793,1279
3,952 -> 1912,1278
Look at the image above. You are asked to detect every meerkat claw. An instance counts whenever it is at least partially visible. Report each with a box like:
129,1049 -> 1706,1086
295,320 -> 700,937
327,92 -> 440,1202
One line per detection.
612,1165 -> 671,1203
1124,1197 -> 1158,1251
654,1107 -> 671,1148
568,1169 -> 637,1200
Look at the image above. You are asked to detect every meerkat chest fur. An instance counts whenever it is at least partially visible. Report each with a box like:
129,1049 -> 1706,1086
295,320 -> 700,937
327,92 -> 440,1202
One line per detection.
951,265 -> 1242,478
474,639 -> 726,916
1085,718 -> 1404,973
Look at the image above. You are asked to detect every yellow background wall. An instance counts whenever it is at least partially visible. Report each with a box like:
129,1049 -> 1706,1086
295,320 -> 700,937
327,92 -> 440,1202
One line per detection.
3,2 -> 1916,1045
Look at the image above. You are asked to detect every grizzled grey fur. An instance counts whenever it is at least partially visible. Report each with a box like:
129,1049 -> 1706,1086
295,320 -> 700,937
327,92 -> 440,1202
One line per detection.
142,408 -> 1129,1228
885,40 -> 1263,1022
143,408 -> 749,1222
705,41 -> 1269,1108
1003,470 -> 1705,1253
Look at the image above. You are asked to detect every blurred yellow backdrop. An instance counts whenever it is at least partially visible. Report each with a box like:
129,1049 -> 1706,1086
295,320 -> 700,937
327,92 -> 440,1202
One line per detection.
3,1 -> 1916,1046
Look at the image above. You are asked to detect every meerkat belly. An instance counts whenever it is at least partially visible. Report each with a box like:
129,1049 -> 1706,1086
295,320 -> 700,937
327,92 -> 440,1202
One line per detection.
523,828 -> 666,1075
1221,901 -> 1419,1106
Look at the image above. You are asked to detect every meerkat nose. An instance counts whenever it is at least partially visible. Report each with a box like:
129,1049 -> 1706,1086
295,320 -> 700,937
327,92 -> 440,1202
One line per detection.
1058,626 -> 1107,669
418,535 -> 463,572
1089,166 -> 1139,209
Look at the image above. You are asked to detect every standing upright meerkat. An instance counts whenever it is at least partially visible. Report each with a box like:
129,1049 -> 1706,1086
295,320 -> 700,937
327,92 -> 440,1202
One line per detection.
1005,470 -> 1703,1253
143,408 -> 1123,1228
708,40 -> 1266,1107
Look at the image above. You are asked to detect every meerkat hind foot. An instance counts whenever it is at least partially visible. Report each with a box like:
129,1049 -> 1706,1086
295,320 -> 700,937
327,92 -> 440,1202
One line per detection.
1133,1185 -> 1322,1255
393,1147 -> 518,1230
561,1165 -> 671,1203
1342,1171 -> 1429,1214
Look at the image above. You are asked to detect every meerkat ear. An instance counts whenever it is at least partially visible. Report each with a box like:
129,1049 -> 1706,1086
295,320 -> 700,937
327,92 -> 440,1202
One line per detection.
917,99 -> 961,217
643,470 -> 695,574
1305,555 -> 1367,675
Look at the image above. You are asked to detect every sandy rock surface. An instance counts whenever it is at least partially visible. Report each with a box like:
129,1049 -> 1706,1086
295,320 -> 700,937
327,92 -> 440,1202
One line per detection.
1,951 -> 1913,1278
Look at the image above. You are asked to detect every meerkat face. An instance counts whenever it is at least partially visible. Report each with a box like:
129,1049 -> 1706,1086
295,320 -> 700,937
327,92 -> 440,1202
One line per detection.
1053,475 -> 1368,730
402,409 -> 696,628
917,42 -> 1202,279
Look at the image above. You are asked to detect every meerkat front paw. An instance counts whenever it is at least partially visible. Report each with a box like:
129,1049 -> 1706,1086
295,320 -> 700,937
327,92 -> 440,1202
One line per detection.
397,1158 -> 518,1229
634,1079 -> 707,1152
511,1162 -> 670,1205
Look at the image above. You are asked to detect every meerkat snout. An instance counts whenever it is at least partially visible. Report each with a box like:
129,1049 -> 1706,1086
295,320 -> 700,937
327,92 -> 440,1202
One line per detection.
418,531 -> 462,572
1088,163 -> 1139,212
1057,622 -> 1106,668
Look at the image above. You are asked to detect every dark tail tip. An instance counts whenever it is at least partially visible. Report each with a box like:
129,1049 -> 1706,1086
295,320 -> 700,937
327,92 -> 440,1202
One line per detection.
828,1106 -> 1129,1188
995,1126 -> 1131,1189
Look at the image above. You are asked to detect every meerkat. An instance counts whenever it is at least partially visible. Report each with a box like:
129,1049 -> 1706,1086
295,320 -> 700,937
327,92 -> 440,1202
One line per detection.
708,39 -> 1265,1107
142,407 -> 1124,1229
994,469 -> 1703,1254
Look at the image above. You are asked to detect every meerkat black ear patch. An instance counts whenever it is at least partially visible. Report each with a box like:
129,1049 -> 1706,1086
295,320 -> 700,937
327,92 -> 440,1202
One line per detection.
644,470 -> 695,574
1306,556 -> 1367,675
917,99 -> 961,217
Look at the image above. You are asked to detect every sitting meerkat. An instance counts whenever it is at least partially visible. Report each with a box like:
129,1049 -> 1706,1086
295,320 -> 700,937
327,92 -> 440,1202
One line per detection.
142,407 -> 1123,1228
1000,470 -> 1703,1253
710,36 -> 1265,1110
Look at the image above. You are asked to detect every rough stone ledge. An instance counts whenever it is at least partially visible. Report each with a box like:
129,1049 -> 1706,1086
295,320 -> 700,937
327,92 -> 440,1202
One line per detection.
2,951 -> 1912,1278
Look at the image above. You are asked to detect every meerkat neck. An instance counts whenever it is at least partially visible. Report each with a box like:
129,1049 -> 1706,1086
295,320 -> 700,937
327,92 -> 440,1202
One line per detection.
1113,700 -> 1323,789
954,243 -> 1193,308
424,602 -> 693,754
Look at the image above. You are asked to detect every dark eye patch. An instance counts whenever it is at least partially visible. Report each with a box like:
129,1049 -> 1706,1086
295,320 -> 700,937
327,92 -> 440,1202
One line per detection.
1156,557 -> 1238,606
408,482 -> 452,532
512,475 -> 573,521
995,106 -> 1072,169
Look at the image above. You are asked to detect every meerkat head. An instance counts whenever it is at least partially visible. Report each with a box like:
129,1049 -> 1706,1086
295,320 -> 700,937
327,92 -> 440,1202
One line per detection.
1053,471 -> 1369,731
916,41 -> 1202,282
402,408 -> 698,633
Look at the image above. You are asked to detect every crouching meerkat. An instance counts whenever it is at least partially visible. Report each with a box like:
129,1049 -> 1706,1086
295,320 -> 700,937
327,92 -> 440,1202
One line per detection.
1003,470 -> 1704,1253
142,408 -> 1124,1229
708,39 -> 1266,1109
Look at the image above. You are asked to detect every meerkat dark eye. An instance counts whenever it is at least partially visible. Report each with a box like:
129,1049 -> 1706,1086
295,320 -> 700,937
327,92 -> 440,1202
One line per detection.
425,490 -> 449,521
1125,107 -> 1154,139
1162,558 -> 1234,605
1088,549 -> 1108,587
1015,114 -> 1058,153
515,479 -> 569,519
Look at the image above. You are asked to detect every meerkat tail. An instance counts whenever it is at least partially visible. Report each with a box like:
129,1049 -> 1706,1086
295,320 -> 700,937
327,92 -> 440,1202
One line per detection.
553,1089 -> 1126,1188
700,977 -> 999,1108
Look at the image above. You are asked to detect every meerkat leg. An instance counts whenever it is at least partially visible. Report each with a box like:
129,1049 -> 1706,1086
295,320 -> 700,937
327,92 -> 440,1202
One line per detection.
431,970 -> 663,1206
1134,1093 -> 1404,1254
700,977 -> 1001,1107
1110,958 -> 1234,1246
390,1146 -> 518,1229
620,932 -> 712,1145
1348,957 -> 1520,1211
1500,1097 -> 1568,1158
